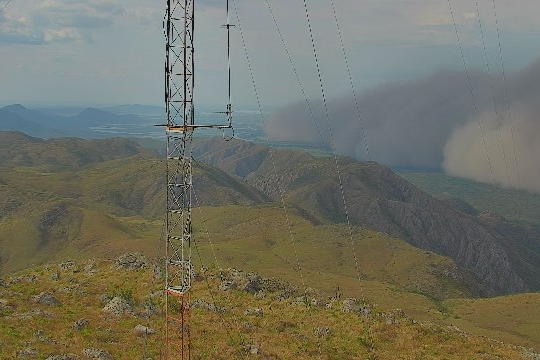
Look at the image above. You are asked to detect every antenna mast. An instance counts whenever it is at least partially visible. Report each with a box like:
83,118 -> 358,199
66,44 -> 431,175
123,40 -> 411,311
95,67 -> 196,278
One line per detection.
164,0 -> 195,357
163,0 -> 233,358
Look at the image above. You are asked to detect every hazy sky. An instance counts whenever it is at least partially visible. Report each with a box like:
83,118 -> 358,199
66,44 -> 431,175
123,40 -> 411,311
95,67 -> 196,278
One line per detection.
1,0 -> 540,108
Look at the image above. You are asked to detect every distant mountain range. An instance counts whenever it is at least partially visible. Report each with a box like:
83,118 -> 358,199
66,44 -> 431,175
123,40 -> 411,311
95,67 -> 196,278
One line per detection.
0,104 -> 150,139
0,104 -> 265,141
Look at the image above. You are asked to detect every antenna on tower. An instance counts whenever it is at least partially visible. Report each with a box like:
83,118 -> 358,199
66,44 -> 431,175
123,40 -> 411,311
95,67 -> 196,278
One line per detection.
223,0 -> 235,127
160,0 -> 234,358
217,0 -> 236,140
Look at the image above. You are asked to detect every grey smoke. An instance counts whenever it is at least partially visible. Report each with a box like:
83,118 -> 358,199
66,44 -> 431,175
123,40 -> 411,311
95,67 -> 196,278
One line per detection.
266,58 -> 540,193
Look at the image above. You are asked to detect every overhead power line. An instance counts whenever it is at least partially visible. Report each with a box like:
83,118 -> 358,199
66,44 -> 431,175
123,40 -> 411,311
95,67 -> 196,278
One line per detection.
0,0 -> 13,14
301,0 -> 362,285
491,0 -> 522,186
262,0 -> 325,146
474,0 -> 511,184
231,0 -> 322,356
447,0 -> 494,181
328,0 -> 371,161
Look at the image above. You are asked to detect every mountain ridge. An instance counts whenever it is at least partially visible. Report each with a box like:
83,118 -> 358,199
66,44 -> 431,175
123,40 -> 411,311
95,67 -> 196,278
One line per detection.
0,105 -> 148,139
193,137 -> 540,296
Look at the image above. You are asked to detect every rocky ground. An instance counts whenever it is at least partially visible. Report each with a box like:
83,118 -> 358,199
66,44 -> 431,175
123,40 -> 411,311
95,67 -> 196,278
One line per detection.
0,254 -> 538,359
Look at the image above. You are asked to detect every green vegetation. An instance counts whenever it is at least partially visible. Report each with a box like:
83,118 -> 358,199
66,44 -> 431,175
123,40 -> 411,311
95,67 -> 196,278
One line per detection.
400,172 -> 540,226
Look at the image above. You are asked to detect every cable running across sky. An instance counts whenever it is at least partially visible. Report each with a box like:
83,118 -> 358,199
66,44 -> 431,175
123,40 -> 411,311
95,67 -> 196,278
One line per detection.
232,0 -> 323,356
474,0 -> 511,185
0,0 -> 13,14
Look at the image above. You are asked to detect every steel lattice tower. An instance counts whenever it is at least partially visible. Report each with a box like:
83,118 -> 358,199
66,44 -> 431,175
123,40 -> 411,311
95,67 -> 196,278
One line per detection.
163,0 -> 232,358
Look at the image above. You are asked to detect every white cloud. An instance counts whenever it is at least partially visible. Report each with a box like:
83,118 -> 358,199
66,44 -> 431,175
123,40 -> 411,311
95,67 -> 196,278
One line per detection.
1,0 -> 540,107
0,0 -> 124,44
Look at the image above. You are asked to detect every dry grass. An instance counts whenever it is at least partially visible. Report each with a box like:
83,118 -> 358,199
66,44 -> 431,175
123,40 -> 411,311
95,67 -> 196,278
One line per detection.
0,261 -> 537,359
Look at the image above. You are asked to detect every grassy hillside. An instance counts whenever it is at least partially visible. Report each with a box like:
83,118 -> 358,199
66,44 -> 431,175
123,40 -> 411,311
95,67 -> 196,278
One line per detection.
1,133 -> 539,356
3,200 -> 537,353
400,172 -> 540,226
0,131 -> 153,170
445,293 -> 540,351
0,260 -> 537,359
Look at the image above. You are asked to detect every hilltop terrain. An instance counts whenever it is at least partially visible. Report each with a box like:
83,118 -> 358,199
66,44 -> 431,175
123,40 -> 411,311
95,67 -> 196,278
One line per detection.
0,258 -> 538,359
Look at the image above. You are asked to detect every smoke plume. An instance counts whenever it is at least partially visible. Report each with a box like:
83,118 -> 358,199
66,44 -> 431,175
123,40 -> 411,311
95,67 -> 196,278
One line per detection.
266,58 -> 540,193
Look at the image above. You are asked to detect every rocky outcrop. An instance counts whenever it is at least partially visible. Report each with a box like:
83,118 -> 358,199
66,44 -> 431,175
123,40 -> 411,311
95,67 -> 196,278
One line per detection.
191,299 -> 225,314
134,324 -> 155,337
219,270 -> 262,294
73,319 -> 89,331
114,253 -> 148,270
82,348 -> 113,360
102,297 -> 133,316
33,292 -> 62,306
341,298 -> 372,316
46,355 -> 80,360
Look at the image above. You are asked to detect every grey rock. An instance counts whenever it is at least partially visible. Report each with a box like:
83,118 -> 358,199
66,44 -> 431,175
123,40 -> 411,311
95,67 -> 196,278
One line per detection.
325,302 -> 334,309
244,344 -> 260,355
102,297 -> 133,316
277,290 -> 294,301
0,298 -> 11,310
191,299 -> 225,313
115,253 -> 148,270
46,355 -> 80,360
218,270 -> 262,294
10,275 -> 37,284
381,310 -> 404,326
193,269 -> 205,282
134,324 -> 155,336
244,308 -> 263,317
12,308 -> 55,320
99,293 -> 113,305
59,260 -> 77,271
314,327 -> 332,337
0,278 -> 6,287
292,296 -> 307,305
524,349 -> 540,360
341,298 -> 359,313
84,263 -> 97,275
310,298 -> 323,307
51,271 -> 60,281
73,319 -> 89,331
152,262 -> 164,280
82,348 -> 113,360
446,325 -> 468,337
33,292 -> 62,306
341,298 -> 371,315
219,280 -> 234,291
59,286 -> 84,296
141,300 -> 158,317
238,273 -> 262,294
16,347 -> 38,358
